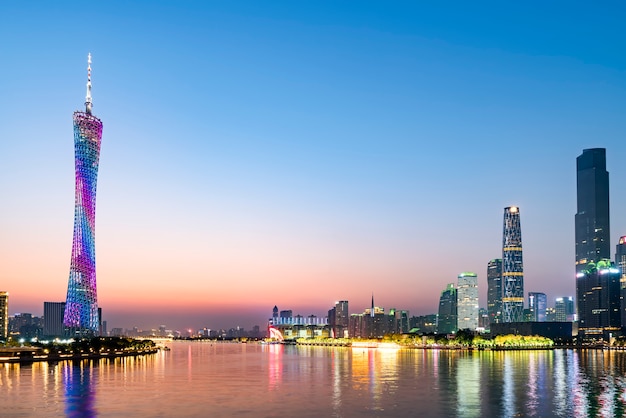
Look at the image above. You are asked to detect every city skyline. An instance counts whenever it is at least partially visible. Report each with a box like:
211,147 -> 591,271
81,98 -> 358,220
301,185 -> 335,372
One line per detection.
1,3 -> 626,330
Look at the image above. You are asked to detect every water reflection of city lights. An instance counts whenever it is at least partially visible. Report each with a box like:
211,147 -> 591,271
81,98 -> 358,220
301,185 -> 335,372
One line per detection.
267,344 -> 283,390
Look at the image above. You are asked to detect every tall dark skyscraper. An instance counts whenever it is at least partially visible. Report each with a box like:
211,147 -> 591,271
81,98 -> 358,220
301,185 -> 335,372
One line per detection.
437,283 -> 457,334
575,148 -> 610,273
616,237 -> 626,326
0,292 -> 7,340
487,259 -> 503,325
43,302 -> 66,338
502,206 -> 524,322
577,260 -> 621,337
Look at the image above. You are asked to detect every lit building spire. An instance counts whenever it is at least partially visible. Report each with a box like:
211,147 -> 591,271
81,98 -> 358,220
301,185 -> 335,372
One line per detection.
85,53 -> 92,114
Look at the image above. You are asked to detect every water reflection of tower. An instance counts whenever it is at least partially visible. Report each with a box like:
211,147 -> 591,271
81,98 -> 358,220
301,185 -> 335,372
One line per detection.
64,362 -> 96,417
63,53 -> 103,335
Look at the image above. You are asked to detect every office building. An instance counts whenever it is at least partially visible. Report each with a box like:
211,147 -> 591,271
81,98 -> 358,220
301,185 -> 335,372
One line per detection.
64,54 -> 103,335
577,259 -> 621,337
44,302 -> 66,337
409,314 -> 437,334
0,292 -> 7,340
555,297 -> 575,322
457,272 -> 479,330
528,292 -> 547,322
437,283 -> 457,334
328,300 -> 349,338
502,206 -> 524,322
575,148 -> 610,272
487,259 -> 503,325
616,237 -> 626,326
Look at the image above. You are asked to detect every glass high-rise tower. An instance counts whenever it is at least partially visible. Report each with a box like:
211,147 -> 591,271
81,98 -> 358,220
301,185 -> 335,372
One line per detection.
502,206 -> 524,323
487,259 -> 502,325
437,283 -> 457,334
63,54 -> 103,334
457,272 -> 479,330
575,148 -> 610,272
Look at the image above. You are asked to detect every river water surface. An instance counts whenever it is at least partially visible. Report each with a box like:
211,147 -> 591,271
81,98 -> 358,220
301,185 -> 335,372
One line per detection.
2,341 -> 626,417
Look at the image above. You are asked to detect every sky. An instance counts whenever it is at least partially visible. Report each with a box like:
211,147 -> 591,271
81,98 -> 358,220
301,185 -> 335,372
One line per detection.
1,2 -> 626,331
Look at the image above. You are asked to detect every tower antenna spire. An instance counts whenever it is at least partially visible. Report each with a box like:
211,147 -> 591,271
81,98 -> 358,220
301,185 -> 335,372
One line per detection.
85,53 -> 92,114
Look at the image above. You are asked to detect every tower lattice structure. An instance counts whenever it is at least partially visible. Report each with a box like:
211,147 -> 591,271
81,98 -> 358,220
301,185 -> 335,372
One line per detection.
64,53 -> 102,334
502,206 -> 524,323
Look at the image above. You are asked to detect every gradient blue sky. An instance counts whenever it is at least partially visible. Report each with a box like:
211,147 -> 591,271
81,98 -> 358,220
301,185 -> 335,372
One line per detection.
1,2 -> 625,331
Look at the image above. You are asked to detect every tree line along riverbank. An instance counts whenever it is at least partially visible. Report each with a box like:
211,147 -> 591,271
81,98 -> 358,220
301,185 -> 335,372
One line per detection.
293,332 -> 555,349
0,337 -> 159,363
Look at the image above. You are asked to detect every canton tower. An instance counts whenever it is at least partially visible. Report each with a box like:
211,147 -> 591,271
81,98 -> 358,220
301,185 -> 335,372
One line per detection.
502,206 -> 524,323
63,53 -> 103,334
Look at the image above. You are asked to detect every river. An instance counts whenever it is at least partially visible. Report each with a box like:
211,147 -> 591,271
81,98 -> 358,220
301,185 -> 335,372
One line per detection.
2,341 -> 626,417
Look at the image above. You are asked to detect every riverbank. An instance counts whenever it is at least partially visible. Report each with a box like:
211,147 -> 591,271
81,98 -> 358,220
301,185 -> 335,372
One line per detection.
0,337 -> 160,364
294,333 -> 555,350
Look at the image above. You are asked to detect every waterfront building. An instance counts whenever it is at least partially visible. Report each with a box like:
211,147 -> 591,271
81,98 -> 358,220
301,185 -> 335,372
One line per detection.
0,292 -> 7,340
335,301 -> 349,337
502,206 -> 524,323
348,302 -> 393,338
616,237 -> 626,326
9,314 -> 42,339
576,259 -> 621,337
546,307 -> 557,322
575,148 -> 610,273
555,297 -> 575,322
64,54 -> 103,335
409,314 -> 437,334
490,321 -> 573,340
478,308 -> 490,330
390,309 -> 409,334
457,272 -> 479,330
328,300 -> 349,338
437,283 -> 457,334
270,309 -> 329,338
528,292 -> 547,322
487,259 -> 503,325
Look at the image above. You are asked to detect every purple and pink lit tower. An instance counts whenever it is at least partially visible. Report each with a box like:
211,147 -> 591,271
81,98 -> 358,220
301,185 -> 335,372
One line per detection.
63,53 -> 103,335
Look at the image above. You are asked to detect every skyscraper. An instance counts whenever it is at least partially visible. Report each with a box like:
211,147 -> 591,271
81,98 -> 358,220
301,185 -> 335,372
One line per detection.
528,292 -> 547,322
555,297 -> 575,322
63,54 -> 103,335
0,292 -> 7,340
615,237 -> 626,326
43,302 -> 66,338
577,259 -> 621,337
575,148 -> 610,273
502,206 -> 524,322
437,283 -> 457,334
487,259 -> 503,325
333,301 -> 349,338
457,272 -> 479,330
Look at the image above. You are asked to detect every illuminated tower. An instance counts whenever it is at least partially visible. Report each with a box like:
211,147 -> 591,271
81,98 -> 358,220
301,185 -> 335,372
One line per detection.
457,272 -> 478,330
575,148 -> 610,272
63,53 -> 103,335
502,206 -> 524,323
